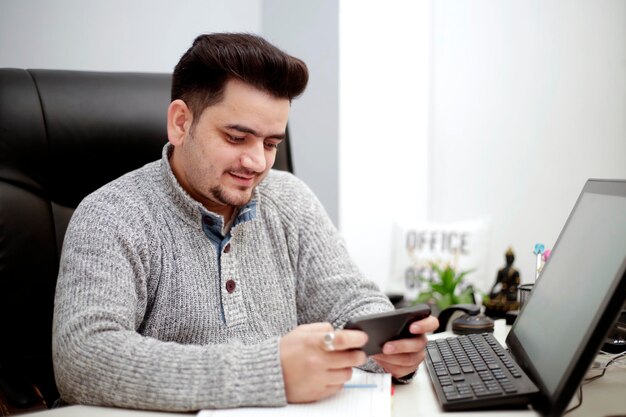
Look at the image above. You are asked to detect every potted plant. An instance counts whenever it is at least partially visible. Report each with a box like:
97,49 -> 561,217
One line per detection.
412,262 -> 475,315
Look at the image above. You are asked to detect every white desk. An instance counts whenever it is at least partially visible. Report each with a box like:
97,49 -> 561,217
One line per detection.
21,320 -> 626,417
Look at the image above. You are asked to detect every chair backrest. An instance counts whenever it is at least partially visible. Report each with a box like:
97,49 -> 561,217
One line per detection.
0,68 -> 293,410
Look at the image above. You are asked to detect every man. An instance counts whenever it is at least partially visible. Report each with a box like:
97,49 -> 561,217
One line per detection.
53,33 -> 438,411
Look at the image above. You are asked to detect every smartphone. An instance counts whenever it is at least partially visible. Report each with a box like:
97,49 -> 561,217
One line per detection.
343,304 -> 431,355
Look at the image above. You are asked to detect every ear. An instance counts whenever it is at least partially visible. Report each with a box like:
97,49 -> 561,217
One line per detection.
167,99 -> 193,146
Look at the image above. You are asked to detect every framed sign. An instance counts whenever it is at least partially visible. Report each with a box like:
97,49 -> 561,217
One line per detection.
387,219 -> 491,302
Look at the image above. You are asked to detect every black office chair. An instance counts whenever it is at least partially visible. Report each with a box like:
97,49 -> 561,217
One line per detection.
0,68 -> 293,414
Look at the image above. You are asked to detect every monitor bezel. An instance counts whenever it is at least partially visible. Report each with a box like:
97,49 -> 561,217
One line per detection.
505,178 -> 626,417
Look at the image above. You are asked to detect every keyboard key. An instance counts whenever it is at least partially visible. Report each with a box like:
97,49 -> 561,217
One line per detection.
448,366 -> 461,375
461,366 -> 474,373
428,348 -> 442,363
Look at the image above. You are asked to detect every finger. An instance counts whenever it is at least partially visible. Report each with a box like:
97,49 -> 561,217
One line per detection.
409,315 -> 439,334
373,351 -> 425,378
299,322 -> 335,333
330,329 -> 368,351
375,361 -> 419,380
324,349 -> 368,370
381,334 -> 427,355
324,367 -> 354,385
373,351 -> 422,368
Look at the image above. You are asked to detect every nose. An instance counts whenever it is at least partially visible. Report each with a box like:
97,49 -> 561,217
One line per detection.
240,142 -> 267,173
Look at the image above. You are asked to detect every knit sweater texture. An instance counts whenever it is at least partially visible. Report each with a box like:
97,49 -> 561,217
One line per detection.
52,145 -> 393,411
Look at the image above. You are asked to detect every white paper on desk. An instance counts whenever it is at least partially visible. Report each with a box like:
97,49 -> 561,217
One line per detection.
198,369 -> 391,417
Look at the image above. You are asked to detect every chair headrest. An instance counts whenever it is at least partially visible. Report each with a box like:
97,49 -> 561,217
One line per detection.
0,68 -> 170,208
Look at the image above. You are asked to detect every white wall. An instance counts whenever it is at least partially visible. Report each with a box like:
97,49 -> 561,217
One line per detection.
339,1 -> 432,290
430,0 -> 626,288
339,0 -> 626,295
0,0 -> 261,72
262,0 -> 339,224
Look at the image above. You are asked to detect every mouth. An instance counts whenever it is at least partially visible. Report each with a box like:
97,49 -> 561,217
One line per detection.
228,171 -> 256,187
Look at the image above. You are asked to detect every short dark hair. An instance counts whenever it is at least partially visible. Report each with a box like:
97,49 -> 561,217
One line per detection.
172,33 -> 309,119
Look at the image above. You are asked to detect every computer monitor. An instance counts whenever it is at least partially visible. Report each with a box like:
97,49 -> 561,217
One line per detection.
506,179 -> 626,417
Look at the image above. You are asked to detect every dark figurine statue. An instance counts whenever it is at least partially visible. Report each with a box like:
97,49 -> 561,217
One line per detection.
484,247 -> 520,318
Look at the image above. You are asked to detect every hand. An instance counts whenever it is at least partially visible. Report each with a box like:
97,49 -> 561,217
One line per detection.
280,322 -> 368,403
371,315 -> 439,379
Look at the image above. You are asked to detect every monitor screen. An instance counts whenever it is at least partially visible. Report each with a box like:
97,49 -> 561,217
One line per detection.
509,180 -> 626,399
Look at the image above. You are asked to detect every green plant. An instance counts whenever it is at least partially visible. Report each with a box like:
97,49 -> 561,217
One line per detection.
413,263 -> 475,311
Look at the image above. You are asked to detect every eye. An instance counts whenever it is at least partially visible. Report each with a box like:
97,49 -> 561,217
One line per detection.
264,141 -> 280,150
227,135 -> 245,144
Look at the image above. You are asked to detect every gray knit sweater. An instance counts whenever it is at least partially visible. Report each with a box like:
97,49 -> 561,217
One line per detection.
52,145 -> 392,411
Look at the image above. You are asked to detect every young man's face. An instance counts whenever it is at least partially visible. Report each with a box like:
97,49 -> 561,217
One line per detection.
168,78 -> 290,219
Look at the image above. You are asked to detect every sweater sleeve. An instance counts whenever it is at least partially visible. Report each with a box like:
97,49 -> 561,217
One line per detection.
52,196 -> 286,411
273,175 -> 394,327
282,176 -> 395,374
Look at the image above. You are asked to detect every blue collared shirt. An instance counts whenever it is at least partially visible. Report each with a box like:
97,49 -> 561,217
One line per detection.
200,200 -> 258,322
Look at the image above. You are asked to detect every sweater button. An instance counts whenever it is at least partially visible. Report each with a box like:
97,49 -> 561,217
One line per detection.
225,279 -> 236,293
224,243 -> 231,253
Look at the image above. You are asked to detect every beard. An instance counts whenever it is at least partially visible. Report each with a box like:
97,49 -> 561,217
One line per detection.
208,183 -> 253,208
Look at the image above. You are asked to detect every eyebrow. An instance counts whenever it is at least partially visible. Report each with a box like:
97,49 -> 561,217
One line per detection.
225,124 -> 286,140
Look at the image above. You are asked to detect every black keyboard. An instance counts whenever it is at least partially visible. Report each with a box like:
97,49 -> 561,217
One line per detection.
425,333 -> 539,411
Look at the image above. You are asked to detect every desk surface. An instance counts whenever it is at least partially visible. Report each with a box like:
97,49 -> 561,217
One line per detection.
21,320 -> 626,417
